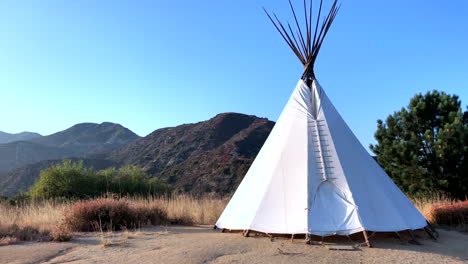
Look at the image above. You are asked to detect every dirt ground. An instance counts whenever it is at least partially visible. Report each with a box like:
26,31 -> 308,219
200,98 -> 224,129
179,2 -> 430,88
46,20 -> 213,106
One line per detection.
0,226 -> 467,264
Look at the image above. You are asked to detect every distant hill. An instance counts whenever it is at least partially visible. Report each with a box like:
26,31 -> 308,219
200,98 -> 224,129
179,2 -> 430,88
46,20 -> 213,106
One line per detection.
0,122 -> 140,173
108,113 -> 274,194
0,141 -> 76,173
28,122 -> 140,155
1,114 -> 273,197
0,131 -> 41,144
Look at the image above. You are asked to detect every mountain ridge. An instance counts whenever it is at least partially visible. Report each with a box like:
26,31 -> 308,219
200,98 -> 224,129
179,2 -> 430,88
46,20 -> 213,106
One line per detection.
0,131 -> 42,144
0,122 -> 140,173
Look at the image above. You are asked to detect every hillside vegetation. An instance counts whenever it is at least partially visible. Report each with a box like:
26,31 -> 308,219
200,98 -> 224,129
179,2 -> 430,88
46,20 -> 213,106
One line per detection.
108,112 -> 274,194
28,160 -> 169,199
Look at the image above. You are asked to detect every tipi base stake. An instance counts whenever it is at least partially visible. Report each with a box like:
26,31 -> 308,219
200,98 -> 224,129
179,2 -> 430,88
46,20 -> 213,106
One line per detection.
291,234 -> 294,243
346,235 -> 354,244
424,227 -> 437,241
362,230 -> 372,248
395,232 -> 405,243
243,230 -> 250,237
426,221 -> 439,238
266,233 -> 274,242
407,230 -> 422,245
221,228 -> 226,233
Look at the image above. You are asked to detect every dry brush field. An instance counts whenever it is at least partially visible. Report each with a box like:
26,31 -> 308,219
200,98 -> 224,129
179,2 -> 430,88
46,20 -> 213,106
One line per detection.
0,194 -> 466,245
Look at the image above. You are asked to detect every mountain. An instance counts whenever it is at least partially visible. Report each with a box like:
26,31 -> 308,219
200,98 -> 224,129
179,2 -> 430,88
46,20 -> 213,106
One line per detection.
29,122 -> 140,155
0,122 -> 140,173
0,141 -> 76,173
1,113 -> 274,197
0,131 -> 42,144
108,112 -> 274,194
0,158 -> 120,197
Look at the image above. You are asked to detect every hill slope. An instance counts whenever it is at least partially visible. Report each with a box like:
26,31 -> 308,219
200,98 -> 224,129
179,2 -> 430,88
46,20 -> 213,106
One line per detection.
108,113 -> 274,194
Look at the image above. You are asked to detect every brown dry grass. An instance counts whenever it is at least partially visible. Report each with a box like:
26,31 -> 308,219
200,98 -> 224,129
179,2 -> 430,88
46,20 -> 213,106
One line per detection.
411,193 -> 456,223
156,195 -> 228,225
1,194 -> 466,244
0,195 -> 229,243
0,200 -> 68,233
412,194 -> 468,231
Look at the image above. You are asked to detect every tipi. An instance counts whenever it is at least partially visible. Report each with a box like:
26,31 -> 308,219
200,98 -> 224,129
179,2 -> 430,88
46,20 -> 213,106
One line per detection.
215,0 -> 435,246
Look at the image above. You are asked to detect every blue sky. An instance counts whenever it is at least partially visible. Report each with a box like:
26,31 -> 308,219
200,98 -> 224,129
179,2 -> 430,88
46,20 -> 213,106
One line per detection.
1,0 -> 467,151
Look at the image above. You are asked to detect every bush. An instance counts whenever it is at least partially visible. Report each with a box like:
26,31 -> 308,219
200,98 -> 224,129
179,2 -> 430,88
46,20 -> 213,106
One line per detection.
429,201 -> 468,230
50,224 -> 73,242
30,160 -> 95,199
29,161 -> 171,199
131,203 -> 168,226
64,199 -> 168,232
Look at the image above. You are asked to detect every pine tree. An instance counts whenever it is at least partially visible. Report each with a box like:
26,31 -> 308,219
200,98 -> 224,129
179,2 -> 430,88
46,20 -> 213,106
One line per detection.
370,90 -> 468,198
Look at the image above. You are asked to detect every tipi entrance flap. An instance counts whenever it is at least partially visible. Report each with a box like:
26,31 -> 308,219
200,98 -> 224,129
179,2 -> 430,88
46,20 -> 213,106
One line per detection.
308,180 -> 362,236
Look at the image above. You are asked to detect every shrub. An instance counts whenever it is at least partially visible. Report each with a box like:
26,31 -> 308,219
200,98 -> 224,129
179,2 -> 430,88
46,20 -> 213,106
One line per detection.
131,203 -> 167,226
50,224 -> 73,242
64,199 -> 134,231
64,198 -> 168,232
428,201 -> 468,230
30,160 -> 95,199
30,161 -> 171,199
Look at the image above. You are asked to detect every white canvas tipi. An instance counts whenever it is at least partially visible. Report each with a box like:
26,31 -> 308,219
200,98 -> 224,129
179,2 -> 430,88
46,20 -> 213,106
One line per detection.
215,0 -> 432,246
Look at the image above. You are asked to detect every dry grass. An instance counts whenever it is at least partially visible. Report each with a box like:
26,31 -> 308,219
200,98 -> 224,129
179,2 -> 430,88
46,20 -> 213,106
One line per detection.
0,236 -> 19,246
0,200 -> 67,233
153,195 -> 228,225
1,194 -> 465,245
411,193 -> 457,224
0,195 -> 229,243
0,200 -> 67,243
412,194 -> 468,231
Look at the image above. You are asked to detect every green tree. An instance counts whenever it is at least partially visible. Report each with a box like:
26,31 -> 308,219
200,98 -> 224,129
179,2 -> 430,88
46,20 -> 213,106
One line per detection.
96,167 -> 117,194
30,160 -> 95,199
113,165 -> 147,195
370,90 -> 468,198
147,177 -> 171,196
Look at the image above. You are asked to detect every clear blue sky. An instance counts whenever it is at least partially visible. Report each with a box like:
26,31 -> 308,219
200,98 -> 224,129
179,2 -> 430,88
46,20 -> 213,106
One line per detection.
1,0 -> 467,151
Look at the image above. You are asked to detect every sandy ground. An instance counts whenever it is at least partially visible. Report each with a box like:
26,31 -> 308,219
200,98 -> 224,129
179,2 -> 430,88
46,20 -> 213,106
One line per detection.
0,226 -> 467,264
